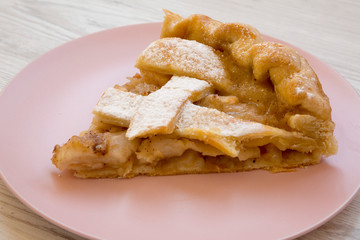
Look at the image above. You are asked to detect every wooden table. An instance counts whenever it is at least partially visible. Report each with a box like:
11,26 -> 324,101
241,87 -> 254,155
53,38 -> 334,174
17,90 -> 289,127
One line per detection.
0,0 -> 359,239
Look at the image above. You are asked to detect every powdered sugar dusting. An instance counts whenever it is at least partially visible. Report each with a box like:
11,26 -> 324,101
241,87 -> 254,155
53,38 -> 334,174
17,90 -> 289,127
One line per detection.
126,76 -> 211,139
93,88 -> 142,126
177,101 -> 268,138
293,71 -> 317,99
138,38 -> 227,81
165,76 -> 211,92
295,86 -> 305,94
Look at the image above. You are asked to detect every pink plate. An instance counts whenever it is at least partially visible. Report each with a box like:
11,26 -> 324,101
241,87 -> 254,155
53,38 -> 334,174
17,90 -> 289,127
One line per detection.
0,23 -> 359,240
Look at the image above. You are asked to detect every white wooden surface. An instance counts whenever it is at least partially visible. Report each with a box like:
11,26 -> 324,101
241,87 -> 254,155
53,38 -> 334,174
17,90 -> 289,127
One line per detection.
0,0 -> 359,239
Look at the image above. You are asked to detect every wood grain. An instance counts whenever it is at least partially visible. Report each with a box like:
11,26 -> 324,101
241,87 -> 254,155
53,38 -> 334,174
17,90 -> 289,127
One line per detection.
0,0 -> 359,239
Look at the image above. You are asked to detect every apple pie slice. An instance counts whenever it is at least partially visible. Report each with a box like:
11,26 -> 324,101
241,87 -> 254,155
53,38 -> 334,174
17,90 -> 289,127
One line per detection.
51,10 -> 337,178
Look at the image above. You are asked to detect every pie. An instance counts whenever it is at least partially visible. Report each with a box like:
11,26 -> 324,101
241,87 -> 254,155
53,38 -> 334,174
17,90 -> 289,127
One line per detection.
51,10 -> 337,178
